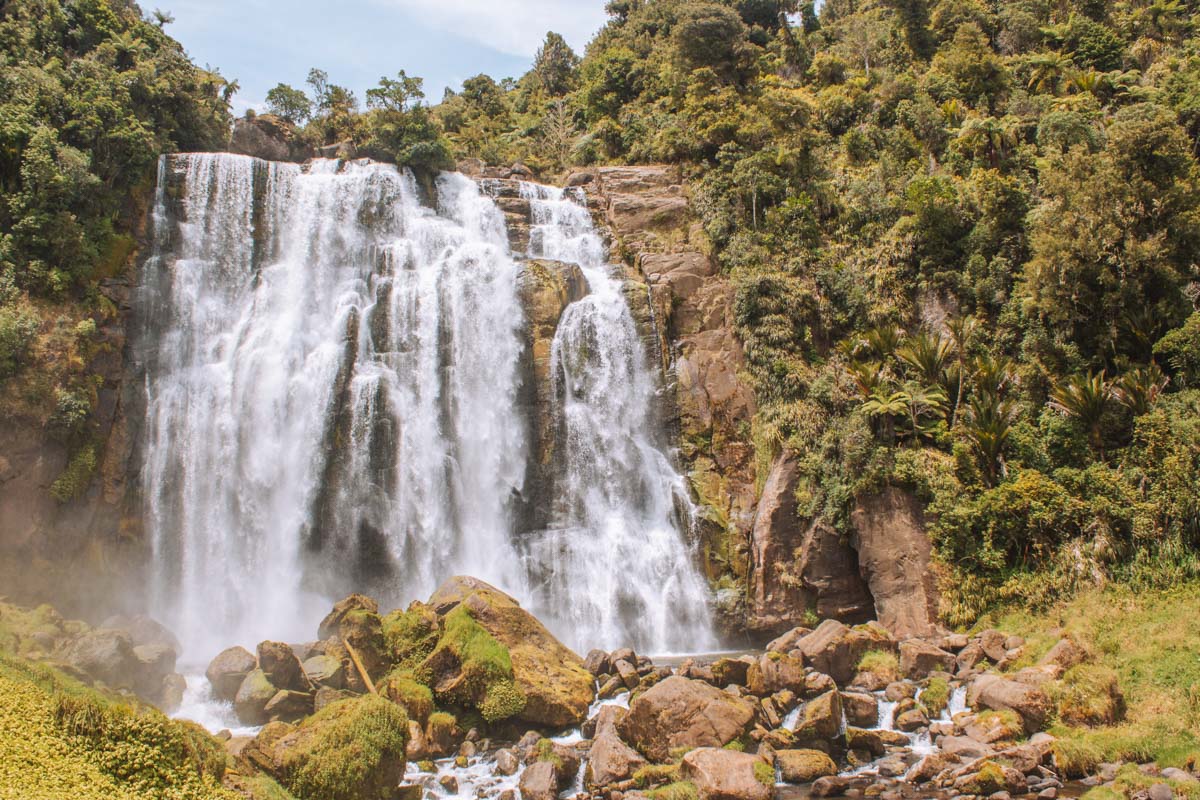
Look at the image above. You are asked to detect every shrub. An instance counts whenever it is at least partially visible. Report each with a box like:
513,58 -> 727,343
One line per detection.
921,677 -> 951,716
0,302 -> 40,378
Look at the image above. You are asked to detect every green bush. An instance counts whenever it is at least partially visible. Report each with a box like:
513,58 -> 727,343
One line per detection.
0,302 -> 40,378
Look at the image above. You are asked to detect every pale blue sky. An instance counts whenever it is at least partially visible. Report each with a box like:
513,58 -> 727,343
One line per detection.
154,0 -> 611,113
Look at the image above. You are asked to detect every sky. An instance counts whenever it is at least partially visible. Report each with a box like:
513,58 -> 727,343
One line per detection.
153,0 -> 612,114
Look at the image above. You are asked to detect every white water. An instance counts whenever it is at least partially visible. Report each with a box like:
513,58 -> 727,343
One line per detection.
139,154 -> 714,669
517,183 -> 715,654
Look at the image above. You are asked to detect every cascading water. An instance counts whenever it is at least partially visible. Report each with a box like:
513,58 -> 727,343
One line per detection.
139,154 -> 528,657
138,152 -> 712,663
517,183 -> 715,653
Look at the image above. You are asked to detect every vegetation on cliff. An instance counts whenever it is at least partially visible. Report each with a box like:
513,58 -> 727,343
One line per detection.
411,0 -> 1200,624
0,0 -> 231,495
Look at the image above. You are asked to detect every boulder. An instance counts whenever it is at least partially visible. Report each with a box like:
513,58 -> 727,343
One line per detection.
849,488 -> 940,638
303,654 -> 346,689
265,689 -> 314,723
811,776 -> 850,797
746,652 -> 806,696
712,657 -> 752,687
426,577 -> 594,727
133,643 -> 177,698
207,646 -> 258,702
519,760 -> 559,800
776,749 -> 838,783
619,675 -> 756,762
939,736 -> 995,758
791,690 -> 843,741
58,628 -> 138,690
796,620 -> 896,685
844,727 -> 886,757
318,594 -> 379,641
586,729 -> 647,788
584,649 -> 611,677
840,691 -> 879,728
258,694 -> 408,800
160,673 -> 187,713
978,630 -> 1009,663
235,669 -> 278,726
258,641 -> 308,692
1040,638 -> 1087,670
895,707 -> 929,732
899,640 -> 956,680
100,614 -> 181,653
681,748 -> 773,800
229,114 -> 313,163
968,674 -> 1051,734
766,628 -> 810,654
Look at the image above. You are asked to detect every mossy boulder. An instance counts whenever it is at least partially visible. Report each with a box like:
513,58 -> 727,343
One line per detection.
257,641 -> 307,693
320,603 -> 388,684
775,749 -> 837,783
381,602 -> 441,670
791,690 -> 843,742
264,694 -> 409,800
318,594 -> 379,641
680,748 -> 773,800
426,576 -> 594,727
380,671 -> 434,724
1050,664 -> 1126,726
235,669 -> 279,726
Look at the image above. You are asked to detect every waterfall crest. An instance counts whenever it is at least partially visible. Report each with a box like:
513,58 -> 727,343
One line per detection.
138,153 -> 711,656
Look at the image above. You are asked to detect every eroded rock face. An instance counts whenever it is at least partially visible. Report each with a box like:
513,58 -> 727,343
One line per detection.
748,452 -> 875,636
585,729 -> 647,788
427,576 -> 594,728
850,488 -> 940,639
229,114 -> 313,163
619,675 -> 756,762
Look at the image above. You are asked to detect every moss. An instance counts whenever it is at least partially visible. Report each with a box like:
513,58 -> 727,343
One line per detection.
379,671 -> 434,724
425,604 -> 526,721
381,603 -> 440,673
753,760 -> 776,786
481,678 -> 527,723
856,650 -> 899,682
722,738 -> 747,752
1050,664 -> 1125,727
975,709 -> 1023,741
962,761 -> 1007,795
426,711 -> 458,741
534,737 -> 564,769
921,677 -> 951,716
634,763 -> 682,788
1110,763 -> 1200,800
647,781 -> 698,800
0,652 -> 235,800
276,694 -> 409,800
50,443 -> 97,502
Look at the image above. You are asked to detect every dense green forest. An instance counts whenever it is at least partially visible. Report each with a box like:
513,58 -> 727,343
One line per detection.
263,0 -> 1200,623
2,0 -> 1199,624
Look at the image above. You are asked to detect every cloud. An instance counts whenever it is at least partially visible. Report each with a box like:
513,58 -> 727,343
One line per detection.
374,0 -> 608,57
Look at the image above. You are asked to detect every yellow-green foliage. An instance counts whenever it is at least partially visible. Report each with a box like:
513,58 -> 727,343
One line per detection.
857,650 -> 899,682
975,709 -> 1023,742
50,444 -> 97,502
989,583 -> 1200,773
753,760 -> 775,786
647,781 -> 698,800
1110,763 -> 1200,800
428,604 -> 526,721
921,677 -> 951,716
276,695 -> 409,800
381,603 -> 440,672
634,763 -> 682,788
426,711 -> 457,740
0,654 -> 235,800
1050,664 -> 1125,727
379,671 -> 434,724
535,738 -> 563,768
963,761 -> 1007,795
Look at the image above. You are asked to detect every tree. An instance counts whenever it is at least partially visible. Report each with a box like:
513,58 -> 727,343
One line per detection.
532,32 -> 580,96
1050,371 -> 1114,457
963,392 -> 1019,486
367,71 -> 424,113
265,83 -> 312,124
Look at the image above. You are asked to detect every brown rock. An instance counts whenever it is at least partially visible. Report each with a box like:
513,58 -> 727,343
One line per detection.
777,749 -> 838,783
229,114 -> 312,162
968,674 -> 1051,734
681,748 -> 773,800
1040,638 -> 1087,670
849,488 -> 940,638
792,690 -> 843,741
317,594 -> 379,641
899,639 -> 957,680
519,760 -> 559,800
586,730 -> 648,788
840,691 -> 879,728
746,652 -> 806,696
618,675 -> 756,762
796,619 -> 896,685
257,641 -> 307,692
766,628 -> 811,654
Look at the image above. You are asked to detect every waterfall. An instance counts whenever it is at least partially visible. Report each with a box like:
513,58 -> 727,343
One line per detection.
518,183 -> 715,653
138,153 -> 711,658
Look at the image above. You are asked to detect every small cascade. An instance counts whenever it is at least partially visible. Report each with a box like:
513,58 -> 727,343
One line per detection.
516,182 -> 715,654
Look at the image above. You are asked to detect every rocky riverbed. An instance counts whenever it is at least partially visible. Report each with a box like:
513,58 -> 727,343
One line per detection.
4,578 -> 1195,800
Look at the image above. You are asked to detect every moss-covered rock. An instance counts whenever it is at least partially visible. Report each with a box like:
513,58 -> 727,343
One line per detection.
775,749 -> 837,783
1050,664 -> 1126,726
425,576 -> 594,727
379,671 -> 434,725
381,603 -> 441,672
235,669 -> 279,726
267,694 -> 409,800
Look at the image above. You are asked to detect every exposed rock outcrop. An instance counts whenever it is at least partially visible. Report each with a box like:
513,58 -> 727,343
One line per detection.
229,114 -> 313,163
850,488 -> 941,638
